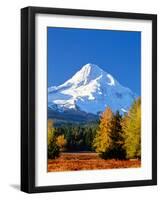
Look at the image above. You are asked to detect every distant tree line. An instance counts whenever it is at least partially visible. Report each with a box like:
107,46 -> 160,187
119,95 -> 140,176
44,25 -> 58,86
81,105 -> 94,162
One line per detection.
48,97 -> 141,160
48,120 -> 98,158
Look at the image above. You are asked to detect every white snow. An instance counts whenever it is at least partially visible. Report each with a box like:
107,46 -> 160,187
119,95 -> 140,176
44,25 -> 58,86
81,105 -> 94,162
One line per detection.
48,63 -> 136,114
107,74 -> 115,86
121,108 -> 128,113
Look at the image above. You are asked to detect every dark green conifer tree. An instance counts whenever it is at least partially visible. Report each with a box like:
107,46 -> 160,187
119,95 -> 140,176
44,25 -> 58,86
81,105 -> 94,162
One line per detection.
104,111 -> 126,159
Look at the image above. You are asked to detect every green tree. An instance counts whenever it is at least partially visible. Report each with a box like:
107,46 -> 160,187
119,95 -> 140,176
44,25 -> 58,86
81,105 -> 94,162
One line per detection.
47,120 -> 60,159
103,111 -> 126,159
93,107 -> 113,155
84,127 -> 93,150
122,98 -> 141,159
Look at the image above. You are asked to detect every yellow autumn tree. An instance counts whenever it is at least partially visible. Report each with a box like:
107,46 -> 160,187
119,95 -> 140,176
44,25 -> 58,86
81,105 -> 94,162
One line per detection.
122,97 -> 141,159
47,119 -> 60,159
93,107 -> 113,155
56,135 -> 67,151
48,119 -> 54,144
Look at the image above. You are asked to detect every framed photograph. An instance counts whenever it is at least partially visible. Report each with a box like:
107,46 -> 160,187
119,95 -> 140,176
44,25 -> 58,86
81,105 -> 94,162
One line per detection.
21,6 -> 157,193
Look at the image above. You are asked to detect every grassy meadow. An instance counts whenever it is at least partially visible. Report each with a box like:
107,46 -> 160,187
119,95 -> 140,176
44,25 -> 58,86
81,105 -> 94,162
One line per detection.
48,152 -> 141,172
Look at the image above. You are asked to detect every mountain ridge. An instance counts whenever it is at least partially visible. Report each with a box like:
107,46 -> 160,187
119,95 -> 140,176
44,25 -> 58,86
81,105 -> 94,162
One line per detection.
48,63 -> 136,115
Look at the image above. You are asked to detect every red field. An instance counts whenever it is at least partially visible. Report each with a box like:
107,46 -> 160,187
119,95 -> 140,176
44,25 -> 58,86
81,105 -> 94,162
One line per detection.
48,152 -> 141,172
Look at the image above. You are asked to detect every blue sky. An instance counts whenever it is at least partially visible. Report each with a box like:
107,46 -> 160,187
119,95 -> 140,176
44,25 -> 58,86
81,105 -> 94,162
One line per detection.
47,27 -> 141,95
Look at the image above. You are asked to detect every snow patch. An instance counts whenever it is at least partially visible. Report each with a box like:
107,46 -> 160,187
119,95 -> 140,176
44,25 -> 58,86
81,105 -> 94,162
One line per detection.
88,95 -> 95,100
107,74 -> 115,86
121,108 -> 128,113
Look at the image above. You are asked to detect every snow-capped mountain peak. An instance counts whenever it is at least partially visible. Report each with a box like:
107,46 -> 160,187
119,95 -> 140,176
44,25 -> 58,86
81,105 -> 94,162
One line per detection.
48,63 -> 136,114
65,63 -> 116,87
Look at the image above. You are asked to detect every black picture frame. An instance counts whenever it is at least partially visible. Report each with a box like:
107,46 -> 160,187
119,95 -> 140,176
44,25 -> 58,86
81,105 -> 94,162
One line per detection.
21,6 -> 157,193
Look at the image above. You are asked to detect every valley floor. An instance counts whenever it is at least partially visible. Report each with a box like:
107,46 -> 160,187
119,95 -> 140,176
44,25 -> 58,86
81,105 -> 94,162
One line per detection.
48,152 -> 141,172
